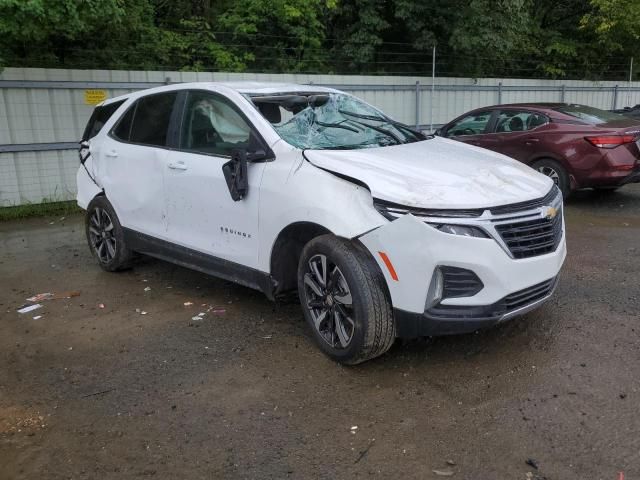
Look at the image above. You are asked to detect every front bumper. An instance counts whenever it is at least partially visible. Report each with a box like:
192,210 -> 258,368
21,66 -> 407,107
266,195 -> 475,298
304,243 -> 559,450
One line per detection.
394,276 -> 559,337
358,202 -> 566,338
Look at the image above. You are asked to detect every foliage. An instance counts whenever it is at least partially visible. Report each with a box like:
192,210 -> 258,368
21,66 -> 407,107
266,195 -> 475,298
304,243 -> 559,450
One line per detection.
0,200 -> 81,221
0,0 -> 637,79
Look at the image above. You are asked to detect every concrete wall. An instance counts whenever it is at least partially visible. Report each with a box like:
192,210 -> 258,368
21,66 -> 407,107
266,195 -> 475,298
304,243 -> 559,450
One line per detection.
2,67 -> 640,206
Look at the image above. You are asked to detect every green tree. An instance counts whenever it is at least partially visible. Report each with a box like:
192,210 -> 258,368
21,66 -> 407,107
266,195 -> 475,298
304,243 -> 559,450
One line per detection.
216,0 -> 336,73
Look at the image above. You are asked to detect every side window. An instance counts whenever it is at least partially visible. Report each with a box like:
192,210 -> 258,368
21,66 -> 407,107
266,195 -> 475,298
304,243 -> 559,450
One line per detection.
180,91 -> 251,156
446,111 -> 492,137
129,92 -> 178,147
495,110 -> 548,133
112,104 -> 135,141
82,100 -> 125,140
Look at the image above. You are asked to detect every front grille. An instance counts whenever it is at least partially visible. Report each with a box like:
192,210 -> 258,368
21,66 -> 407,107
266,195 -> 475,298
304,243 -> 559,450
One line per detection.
441,266 -> 483,298
490,186 -> 560,215
495,206 -> 563,259
503,277 -> 557,311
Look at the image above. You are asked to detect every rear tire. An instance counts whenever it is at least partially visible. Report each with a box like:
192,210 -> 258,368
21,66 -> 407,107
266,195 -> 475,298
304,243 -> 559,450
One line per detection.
531,159 -> 570,198
85,196 -> 133,272
297,235 -> 395,365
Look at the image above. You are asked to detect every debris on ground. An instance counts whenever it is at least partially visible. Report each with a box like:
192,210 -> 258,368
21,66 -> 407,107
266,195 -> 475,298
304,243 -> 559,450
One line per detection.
135,309 -> 148,315
446,460 -> 456,466
17,304 -> 42,314
432,469 -> 454,476
98,303 -> 105,309
525,458 -> 539,469
26,291 -> 80,302
81,388 -> 114,398
350,426 -> 358,434
144,287 -> 151,292
53,291 -> 81,299
354,438 -> 375,464
212,308 -> 226,315
26,293 -> 53,302
32,315 -> 42,320
183,302 -> 193,306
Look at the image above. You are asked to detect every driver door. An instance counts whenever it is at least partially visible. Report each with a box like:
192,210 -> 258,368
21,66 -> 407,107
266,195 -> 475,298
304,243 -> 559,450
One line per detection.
163,90 -> 267,269
444,110 -> 496,148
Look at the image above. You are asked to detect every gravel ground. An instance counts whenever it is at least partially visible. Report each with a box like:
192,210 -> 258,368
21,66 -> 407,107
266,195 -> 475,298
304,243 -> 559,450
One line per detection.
1,185 -> 639,480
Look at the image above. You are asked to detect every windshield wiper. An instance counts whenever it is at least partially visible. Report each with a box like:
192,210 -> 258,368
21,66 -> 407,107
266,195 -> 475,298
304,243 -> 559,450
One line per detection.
339,109 -> 387,122
339,109 -> 426,140
315,120 -> 359,133
344,118 -> 402,145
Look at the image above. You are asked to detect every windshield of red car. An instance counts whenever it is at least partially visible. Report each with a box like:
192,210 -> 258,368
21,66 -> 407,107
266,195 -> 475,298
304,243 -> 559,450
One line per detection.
553,105 -> 627,125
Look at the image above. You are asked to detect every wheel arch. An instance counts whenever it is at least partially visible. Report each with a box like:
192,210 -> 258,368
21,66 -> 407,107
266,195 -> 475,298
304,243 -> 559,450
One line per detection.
529,156 -> 574,194
526,153 -> 573,174
269,221 -> 333,297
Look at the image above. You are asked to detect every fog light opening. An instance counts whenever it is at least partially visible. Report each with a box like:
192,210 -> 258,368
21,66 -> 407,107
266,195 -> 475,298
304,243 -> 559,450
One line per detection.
425,267 -> 444,309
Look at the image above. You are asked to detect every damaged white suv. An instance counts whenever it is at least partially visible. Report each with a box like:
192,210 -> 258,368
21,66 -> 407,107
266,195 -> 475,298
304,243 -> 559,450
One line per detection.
77,82 -> 566,364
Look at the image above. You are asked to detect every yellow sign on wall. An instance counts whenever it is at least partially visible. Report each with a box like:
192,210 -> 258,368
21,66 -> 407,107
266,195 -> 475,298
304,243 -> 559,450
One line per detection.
84,89 -> 108,105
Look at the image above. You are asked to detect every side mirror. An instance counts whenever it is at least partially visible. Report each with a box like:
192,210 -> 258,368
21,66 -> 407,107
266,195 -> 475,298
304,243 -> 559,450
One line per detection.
222,149 -> 249,201
434,128 -> 443,136
79,140 -> 91,164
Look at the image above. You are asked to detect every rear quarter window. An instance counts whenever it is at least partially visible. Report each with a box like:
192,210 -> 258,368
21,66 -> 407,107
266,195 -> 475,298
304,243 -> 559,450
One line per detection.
82,100 -> 125,140
553,105 -> 626,125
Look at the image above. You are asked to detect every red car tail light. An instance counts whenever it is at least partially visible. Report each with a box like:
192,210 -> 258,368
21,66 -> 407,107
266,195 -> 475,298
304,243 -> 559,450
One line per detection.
584,135 -> 636,148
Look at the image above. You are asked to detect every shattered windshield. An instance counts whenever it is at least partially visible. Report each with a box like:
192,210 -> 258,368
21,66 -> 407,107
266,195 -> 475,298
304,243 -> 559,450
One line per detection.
250,92 -> 426,150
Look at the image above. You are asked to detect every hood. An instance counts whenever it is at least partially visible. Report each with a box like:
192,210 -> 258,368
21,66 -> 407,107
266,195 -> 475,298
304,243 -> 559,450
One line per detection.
304,137 -> 553,209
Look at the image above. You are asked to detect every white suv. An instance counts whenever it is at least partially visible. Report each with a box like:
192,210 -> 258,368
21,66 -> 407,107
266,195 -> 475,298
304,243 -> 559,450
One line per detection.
77,82 -> 566,364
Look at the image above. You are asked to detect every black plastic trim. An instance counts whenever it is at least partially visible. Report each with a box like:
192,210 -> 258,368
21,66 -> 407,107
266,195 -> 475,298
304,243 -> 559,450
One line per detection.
489,185 -> 560,215
123,228 -> 276,300
394,276 -> 558,338
441,266 -> 484,299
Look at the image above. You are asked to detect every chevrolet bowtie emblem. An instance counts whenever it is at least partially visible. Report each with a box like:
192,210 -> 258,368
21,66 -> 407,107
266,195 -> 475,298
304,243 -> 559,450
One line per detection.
544,206 -> 558,220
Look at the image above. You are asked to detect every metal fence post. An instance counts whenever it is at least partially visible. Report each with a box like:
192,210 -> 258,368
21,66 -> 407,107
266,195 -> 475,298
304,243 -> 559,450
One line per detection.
498,82 -> 503,104
612,85 -> 619,109
561,84 -> 566,103
415,81 -> 420,129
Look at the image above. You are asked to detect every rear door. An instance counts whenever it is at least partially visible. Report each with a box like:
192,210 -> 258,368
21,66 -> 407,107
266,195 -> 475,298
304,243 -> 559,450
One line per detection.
99,91 -> 179,239
488,109 -> 550,161
163,89 -> 267,268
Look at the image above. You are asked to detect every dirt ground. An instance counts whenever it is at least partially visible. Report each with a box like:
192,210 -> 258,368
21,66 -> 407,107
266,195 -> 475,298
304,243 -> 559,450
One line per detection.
1,185 -> 639,480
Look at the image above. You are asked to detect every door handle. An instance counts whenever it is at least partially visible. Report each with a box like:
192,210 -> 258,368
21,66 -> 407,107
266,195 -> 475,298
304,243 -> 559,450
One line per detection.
105,150 -> 119,158
525,138 -> 540,145
168,161 -> 188,171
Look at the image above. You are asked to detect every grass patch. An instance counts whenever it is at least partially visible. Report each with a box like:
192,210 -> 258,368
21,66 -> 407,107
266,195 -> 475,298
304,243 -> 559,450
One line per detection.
0,200 -> 82,221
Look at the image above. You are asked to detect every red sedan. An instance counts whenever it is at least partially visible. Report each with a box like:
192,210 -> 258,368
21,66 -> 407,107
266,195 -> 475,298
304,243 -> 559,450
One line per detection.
437,103 -> 640,197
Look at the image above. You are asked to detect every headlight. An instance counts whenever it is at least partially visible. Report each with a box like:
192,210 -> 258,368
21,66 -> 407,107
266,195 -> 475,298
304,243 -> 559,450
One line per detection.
433,224 -> 489,238
373,199 -> 483,221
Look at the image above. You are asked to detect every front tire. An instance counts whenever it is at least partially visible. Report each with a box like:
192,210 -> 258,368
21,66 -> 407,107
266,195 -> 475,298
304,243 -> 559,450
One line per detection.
85,196 -> 133,272
297,235 -> 395,365
531,159 -> 571,198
